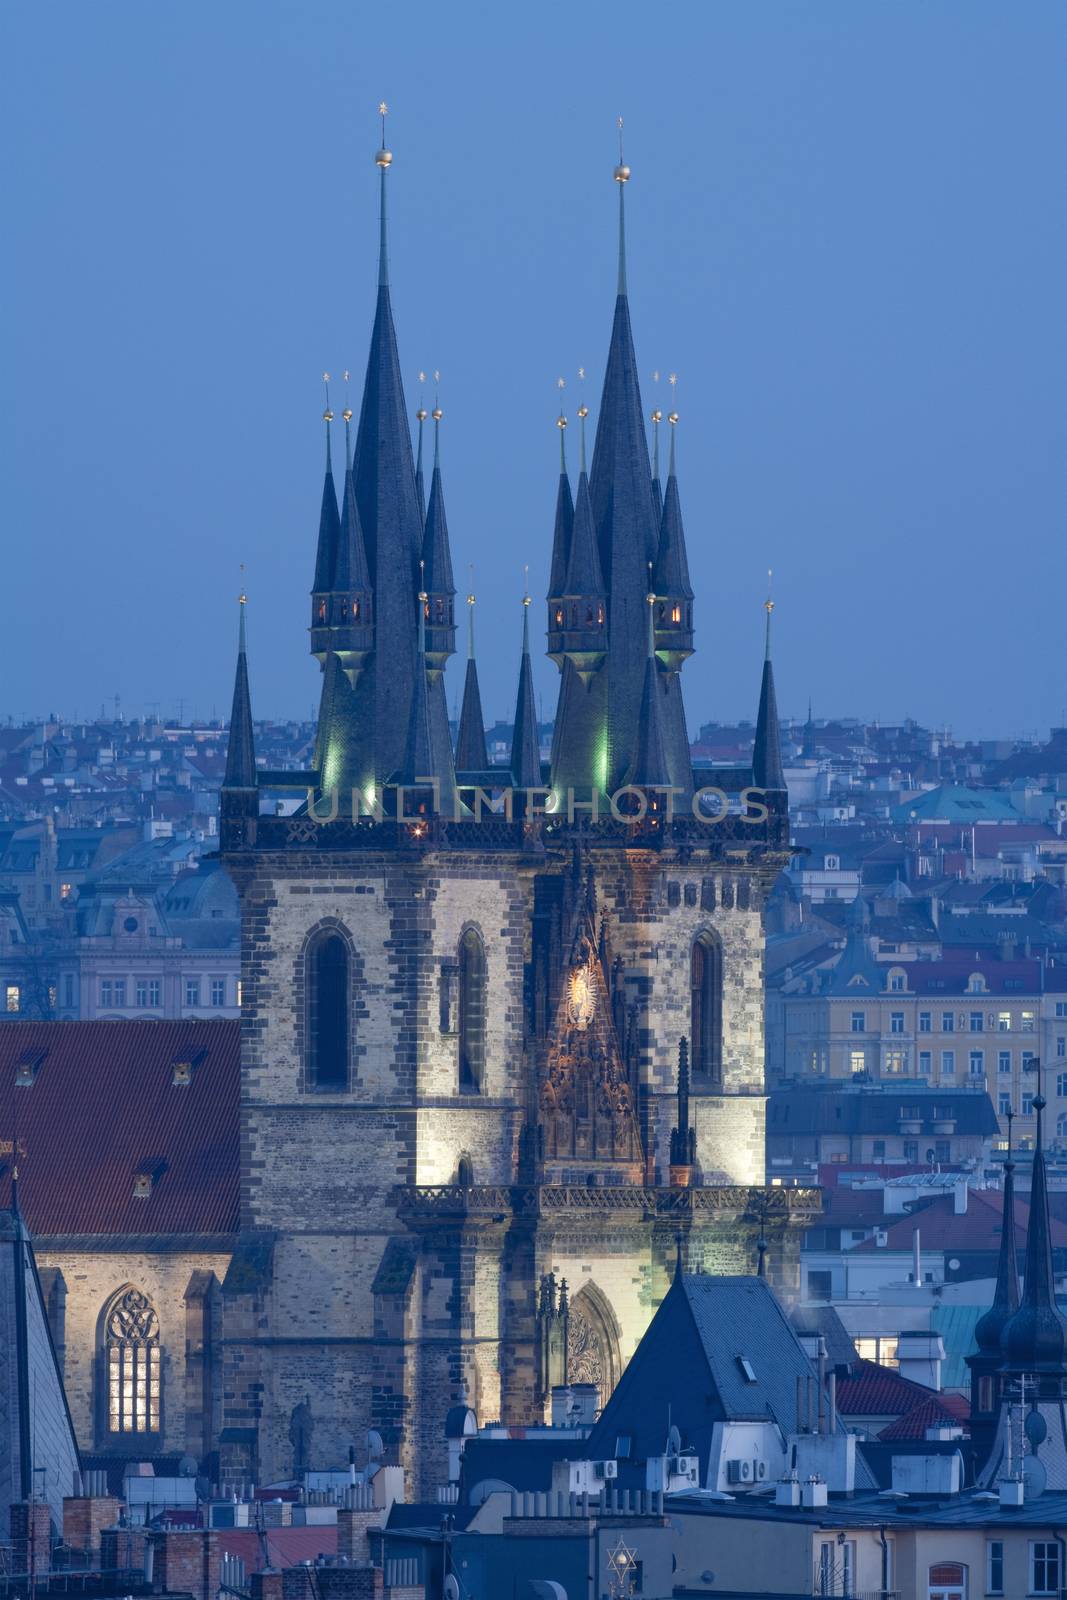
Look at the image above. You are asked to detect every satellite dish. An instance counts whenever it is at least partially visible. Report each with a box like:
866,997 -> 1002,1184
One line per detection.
366,1430 -> 384,1462
443,1577 -> 461,1600
1025,1409 -> 1048,1448
1022,1456 -> 1048,1500
667,1424 -> 681,1455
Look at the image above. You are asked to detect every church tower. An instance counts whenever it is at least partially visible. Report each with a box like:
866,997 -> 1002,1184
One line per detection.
219,120 -> 816,1496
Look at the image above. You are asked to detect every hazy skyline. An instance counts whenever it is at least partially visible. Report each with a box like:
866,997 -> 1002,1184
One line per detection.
4,2 -> 1066,741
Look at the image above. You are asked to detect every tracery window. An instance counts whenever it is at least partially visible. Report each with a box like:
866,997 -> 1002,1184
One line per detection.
307,930 -> 348,1089
105,1288 -> 161,1436
691,931 -> 723,1082
458,928 -> 486,1093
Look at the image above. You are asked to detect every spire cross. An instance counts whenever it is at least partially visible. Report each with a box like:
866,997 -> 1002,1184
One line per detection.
431,370 -> 442,465
764,568 -> 775,661
556,377 -> 568,470
577,368 -> 589,474
522,565 -> 531,650
375,101 -> 393,287
237,566 -> 248,652
651,370 -> 662,479
613,116 -> 631,297
342,369 -> 353,468
466,565 -> 476,660
667,372 -> 678,476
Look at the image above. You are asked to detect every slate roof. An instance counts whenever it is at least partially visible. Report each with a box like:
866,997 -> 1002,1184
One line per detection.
849,1188 -> 1067,1255
0,1021 -> 239,1235
892,785 -> 1024,824
768,1086 -> 1000,1138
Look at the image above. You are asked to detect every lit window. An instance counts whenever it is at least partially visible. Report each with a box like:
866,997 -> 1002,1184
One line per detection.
210,978 -> 226,1007
60,882 -> 73,900
884,1050 -> 907,1075
854,1335 -> 898,1368
850,1049 -> 866,1076
997,1011 -> 1011,1032
1021,1010 -> 1036,1033
105,1288 -> 161,1437
5,984 -> 20,1013
671,604 -> 681,624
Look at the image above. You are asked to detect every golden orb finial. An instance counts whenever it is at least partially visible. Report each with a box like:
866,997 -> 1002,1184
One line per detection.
376,100 -> 391,166
238,561 -> 247,607
322,371 -> 333,422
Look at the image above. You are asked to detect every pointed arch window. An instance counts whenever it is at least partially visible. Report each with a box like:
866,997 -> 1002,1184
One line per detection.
458,928 -> 487,1093
691,931 -> 723,1083
104,1287 -> 161,1437
307,930 -> 349,1090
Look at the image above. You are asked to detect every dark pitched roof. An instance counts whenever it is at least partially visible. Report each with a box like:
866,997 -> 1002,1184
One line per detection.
564,472 -> 607,598
0,1020 -> 240,1235
768,1086 -> 1000,1139
420,437 -> 455,599
1002,1100 -> 1067,1373
455,659 -> 489,774
653,461 -> 693,599
334,462 -> 372,593
546,465 -> 574,600
625,650 -> 670,790
753,650 -> 785,793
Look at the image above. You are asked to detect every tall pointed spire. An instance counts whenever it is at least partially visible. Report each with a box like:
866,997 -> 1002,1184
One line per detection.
310,377 -> 342,662
546,383 -> 574,606
753,575 -> 786,793
511,582 -> 541,789
420,388 -> 457,680
975,1113 -> 1020,1355
669,1036 -> 696,1169
1002,1077 -> 1067,1373
395,570 -> 436,790
456,582 -> 488,773
224,587 -> 257,790
625,578 -> 670,790
652,393 -> 694,673
377,101 -> 390,287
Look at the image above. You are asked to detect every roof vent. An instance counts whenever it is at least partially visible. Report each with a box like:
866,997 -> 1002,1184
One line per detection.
15,1047 -> 48,1087
133,1159 -> 167,1199
171,1048 -> 206,1087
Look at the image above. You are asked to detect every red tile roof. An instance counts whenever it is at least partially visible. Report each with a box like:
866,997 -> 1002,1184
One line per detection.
209,1527 -> 338,1572
0,1020 -> 239,1235
836,1359 -> 951,1418
878,1392 -> 970,1441
849,1188 -> 1067,1254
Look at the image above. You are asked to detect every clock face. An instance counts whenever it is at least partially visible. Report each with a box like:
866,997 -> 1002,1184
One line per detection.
568,966 -> 595,1030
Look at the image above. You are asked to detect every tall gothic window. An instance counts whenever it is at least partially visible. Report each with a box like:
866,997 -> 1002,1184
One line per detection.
104,1287 -> 161,1437
308,930 -> 348,1089
691,932 -> 723,1082
458,929 -> 487,1093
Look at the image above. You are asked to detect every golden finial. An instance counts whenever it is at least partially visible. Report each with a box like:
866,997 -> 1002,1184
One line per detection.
415,370 -> 428,423
765,568 -> 774,618
322,371 -> 333,423
576,367 -> 588,421
341,369 -> 352,425
418,557 -> 427,606
376,101 -> 392,167
614,115 -> 630,183
431,369 -> 442,423
238,562 -> 247,606
556,376 -> 567,429
523,564 -> 531,606
646,559 -> 656,607
668,372 -> 678,425
651,370 -> 661,425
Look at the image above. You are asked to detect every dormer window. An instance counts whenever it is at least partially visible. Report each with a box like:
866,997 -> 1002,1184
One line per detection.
825,855 -> 840,871
968,973 -> 986,994
15,1047 -> 47,1087
736,1356 -> 757,1383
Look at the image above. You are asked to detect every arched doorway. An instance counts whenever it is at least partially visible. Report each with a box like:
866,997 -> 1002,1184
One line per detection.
566,1283 -> 622,1409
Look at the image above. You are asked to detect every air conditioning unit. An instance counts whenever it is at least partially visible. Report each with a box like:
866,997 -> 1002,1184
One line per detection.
593,1460 -> 618,1480
726,1459 -> 753,1484
755,1460 -> 768,1481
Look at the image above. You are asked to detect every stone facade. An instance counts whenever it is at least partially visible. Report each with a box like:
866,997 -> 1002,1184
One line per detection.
217,808 -> 818,1495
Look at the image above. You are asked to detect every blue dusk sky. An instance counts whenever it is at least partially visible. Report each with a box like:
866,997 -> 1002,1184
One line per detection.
3,1 -> 1066,739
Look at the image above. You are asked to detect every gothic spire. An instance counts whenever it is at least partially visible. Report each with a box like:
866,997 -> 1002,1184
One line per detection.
312,383 -> 341,596
975,1114 -> 1020,1355
455,587 -> 488,772
753,578 -> 786,793
625,583 -> 670,791
511,587 -> 541,789
224,591 -> 257,790
652,403 -> 695,675
1001,1082 -> 1067,1373
394,577 -> 436,789
420,403 -> 457,667
669,1036 -> 696,1169
547,394 -> 573,601
650,389 -> 663,520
